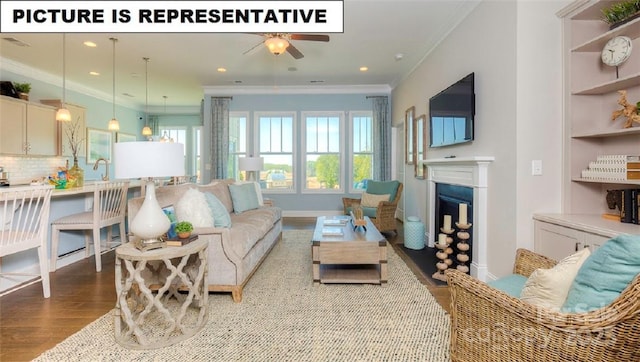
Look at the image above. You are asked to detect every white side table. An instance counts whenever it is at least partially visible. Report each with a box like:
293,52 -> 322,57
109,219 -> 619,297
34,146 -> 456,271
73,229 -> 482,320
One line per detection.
114,238 -> 208,349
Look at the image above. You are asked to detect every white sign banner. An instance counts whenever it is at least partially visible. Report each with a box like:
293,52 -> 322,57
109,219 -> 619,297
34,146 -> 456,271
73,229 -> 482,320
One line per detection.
0,1 -> 344,33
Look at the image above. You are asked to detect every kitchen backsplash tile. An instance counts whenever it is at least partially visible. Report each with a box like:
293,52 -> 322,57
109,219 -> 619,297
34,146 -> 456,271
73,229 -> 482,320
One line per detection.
0,156 -> 69,185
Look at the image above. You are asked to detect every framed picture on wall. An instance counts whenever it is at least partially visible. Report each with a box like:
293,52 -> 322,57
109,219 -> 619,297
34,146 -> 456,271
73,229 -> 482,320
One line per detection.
405,106 -> 415,165
116,132 -> 136,143
414,114 -> 426,179
86,128 -> 112,164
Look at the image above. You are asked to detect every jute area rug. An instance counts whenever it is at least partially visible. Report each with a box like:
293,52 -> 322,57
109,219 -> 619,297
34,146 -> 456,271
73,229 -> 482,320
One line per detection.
35,230 -> 450,361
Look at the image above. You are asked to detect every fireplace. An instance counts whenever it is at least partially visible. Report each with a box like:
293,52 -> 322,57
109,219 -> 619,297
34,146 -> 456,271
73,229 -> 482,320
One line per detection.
435,183 -> 473,271
421,156 -> 494,281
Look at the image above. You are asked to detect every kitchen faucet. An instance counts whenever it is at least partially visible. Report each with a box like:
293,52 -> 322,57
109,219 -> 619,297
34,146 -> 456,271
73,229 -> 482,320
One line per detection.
93,158 -> 109,181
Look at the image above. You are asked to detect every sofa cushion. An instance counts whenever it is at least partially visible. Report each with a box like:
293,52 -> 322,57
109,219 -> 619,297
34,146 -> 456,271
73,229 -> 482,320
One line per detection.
228,208 -> 280,257
229,183 -> 261,214
563,234 -> 640,313
175,188 -> 214,227
199,180 -> 234,213
361,192 -> 390,207
488,274 -> 528,298
366,180 -> 400,202
520,248 -> 590,311
204,192 -> 232,228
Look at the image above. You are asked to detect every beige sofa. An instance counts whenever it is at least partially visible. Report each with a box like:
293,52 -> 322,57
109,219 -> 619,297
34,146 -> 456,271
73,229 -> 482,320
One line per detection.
127,179 -> 282,302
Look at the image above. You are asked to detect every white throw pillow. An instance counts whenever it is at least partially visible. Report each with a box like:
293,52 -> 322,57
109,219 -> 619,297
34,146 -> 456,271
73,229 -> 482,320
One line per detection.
174,188 -> 214,227
520,247 -> 591,311
361,192 -> 390,208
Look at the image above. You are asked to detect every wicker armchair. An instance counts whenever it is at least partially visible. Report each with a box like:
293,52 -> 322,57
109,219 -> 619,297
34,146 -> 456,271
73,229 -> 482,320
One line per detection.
342,182 -> 403,234
446,248 -> 640,362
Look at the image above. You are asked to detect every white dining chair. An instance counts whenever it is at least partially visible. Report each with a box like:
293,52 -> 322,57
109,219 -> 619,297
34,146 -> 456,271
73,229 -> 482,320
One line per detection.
0,185 -> 53,298
50,181 -> 129,272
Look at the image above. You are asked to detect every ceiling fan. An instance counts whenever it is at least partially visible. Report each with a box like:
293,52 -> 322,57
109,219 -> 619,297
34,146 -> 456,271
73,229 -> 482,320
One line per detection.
244,33 -> 330,59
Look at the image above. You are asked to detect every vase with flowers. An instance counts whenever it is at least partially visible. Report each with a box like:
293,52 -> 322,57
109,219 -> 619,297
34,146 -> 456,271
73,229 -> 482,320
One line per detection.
66,117 -> 85,188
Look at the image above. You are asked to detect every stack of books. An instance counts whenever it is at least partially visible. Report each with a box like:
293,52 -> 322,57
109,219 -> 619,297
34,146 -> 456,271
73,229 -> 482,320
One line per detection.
166,234 -> 198,247
323,216 -> 350,226
321,227 -> 344,236
620,189 -> 640,225
581,155 -> 640,181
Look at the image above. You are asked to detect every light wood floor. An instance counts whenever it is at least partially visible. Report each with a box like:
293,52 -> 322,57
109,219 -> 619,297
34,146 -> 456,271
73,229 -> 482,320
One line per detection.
0,217 -> 450,361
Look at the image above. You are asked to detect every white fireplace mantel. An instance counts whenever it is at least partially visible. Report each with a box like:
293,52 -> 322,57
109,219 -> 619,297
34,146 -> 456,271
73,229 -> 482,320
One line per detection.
419,156 -> 494,281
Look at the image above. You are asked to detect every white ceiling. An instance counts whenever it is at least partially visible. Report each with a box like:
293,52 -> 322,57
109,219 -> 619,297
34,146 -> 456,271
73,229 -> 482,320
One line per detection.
0,1 -> 479,109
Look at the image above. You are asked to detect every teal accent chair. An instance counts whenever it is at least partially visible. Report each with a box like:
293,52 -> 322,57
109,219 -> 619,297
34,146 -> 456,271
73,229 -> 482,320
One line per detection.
342,180 -> 402,234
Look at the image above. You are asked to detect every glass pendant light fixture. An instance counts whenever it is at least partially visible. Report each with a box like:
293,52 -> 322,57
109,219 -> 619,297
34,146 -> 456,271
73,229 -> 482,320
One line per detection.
56,33 -> 71,122
107,37 -> 120,131
141,57 -> 153,138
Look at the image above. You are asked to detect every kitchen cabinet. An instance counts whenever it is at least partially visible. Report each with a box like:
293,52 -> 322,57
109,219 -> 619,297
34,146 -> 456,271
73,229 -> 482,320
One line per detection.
40,100 -> 86,157
0,96 -> 57,156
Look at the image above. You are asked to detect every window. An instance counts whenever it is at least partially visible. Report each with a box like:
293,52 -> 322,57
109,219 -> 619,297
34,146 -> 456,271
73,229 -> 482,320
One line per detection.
303,112 -> 343,192
193,127 -> 202,182
258,113 -> 295,191
351,112 -> 373,191
229,112 -> 248,180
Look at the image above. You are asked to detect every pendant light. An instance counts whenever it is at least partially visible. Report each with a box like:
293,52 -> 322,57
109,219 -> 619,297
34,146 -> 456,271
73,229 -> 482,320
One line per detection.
56,33 -> 71,122
141,57 -> 153,137
107,37 -> 120,131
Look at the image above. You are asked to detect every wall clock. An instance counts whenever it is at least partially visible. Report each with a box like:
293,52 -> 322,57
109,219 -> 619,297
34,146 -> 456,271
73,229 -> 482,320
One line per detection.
601,35 -> 633,67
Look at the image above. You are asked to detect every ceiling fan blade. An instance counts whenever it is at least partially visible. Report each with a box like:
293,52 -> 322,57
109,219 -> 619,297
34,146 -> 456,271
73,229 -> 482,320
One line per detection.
242,40 -> 265,55
290,34 -> 330,42
286,43 -> 304,59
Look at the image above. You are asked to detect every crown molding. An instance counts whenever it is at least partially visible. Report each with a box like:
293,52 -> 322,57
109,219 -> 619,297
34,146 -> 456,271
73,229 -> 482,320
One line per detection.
202,84 -> 392,96
0,57 -> 139,110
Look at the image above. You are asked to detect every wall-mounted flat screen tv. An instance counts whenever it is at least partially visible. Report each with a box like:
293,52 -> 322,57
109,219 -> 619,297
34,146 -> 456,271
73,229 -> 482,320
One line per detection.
429,72 -> 475,148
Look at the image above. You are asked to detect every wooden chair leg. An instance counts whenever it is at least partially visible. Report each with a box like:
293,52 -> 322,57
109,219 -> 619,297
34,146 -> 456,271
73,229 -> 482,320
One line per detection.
84,230 -> 91,258
93,227 -> 102,272
50,226 -> 60,272
37,244 -> 51,298
119,222 -> 127,245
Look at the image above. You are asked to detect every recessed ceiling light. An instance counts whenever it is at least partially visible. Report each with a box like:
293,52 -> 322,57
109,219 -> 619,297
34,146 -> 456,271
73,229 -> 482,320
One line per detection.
395,53 -> 404,61
89,71 -> 100,76
84,41 -> 97,47
217,67 -> 227,73
360,66 -> 368,72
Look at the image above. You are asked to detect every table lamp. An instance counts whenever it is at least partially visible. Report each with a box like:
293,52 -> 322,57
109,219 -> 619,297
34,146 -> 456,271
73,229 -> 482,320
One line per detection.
114,141 -> 184,250
239,156 -> 264,182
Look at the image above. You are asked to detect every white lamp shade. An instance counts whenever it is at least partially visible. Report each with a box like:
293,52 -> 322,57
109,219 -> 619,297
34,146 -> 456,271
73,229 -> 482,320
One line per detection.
114,142 -> 185,179
56,108 -> 71,122
108,118 -> 120,131
239,157 -> 264,171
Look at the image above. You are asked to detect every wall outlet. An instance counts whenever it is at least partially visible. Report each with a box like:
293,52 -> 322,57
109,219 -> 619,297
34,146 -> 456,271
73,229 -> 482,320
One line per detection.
532,160 -> 542,176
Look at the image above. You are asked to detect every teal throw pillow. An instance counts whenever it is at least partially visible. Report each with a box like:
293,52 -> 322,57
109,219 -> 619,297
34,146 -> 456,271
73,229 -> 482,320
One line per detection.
487,274 -> 528,298
562,234 -> 640,313
366,180 -> 400,202
228,183 -> 260,214
205,192 -> 232,228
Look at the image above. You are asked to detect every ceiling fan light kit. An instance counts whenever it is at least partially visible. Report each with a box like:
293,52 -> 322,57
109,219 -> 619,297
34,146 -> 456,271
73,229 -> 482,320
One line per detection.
265,36 -> 289,55
247,33 -> 330,59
